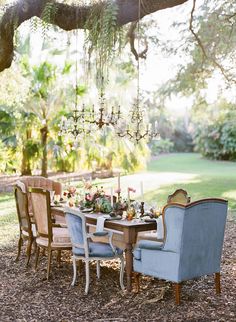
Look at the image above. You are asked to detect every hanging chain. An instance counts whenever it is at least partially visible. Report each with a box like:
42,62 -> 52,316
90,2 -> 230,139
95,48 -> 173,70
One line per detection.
136,0 -> 141,110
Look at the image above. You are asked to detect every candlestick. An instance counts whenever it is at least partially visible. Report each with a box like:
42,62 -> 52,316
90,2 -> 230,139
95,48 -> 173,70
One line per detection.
140,181 -> 144,201
118,173 -> 121,190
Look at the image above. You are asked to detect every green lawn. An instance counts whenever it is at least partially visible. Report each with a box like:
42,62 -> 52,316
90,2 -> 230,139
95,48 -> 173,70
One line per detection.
1,153 -> 236,246
145,153 -> 236,210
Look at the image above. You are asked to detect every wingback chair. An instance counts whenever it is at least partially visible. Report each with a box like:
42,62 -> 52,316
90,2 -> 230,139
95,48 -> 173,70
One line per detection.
16,176 -> 62,218
65,207 -> 124,294
30,188 -> 71,279
14,185 -> 36,265
137,189 -> 191,242
133,198 -> 228,304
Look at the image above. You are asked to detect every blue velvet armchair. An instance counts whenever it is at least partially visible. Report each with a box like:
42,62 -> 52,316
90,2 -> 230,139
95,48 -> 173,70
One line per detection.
133,198 -> 228,304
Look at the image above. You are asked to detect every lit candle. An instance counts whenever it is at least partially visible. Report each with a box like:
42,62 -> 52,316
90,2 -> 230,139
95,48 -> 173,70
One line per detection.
111,187 -> 114,208
140,181 -> 144,201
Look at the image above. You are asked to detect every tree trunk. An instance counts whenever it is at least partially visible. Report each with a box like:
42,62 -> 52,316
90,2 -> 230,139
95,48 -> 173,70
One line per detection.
40,124 -> 48,178
21,129 -> 32,176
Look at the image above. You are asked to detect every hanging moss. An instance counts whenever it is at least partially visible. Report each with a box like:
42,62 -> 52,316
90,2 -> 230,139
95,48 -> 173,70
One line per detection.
84,1 -> 125,84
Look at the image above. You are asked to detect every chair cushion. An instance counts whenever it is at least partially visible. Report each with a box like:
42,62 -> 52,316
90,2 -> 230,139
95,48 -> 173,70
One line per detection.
36,236 -> 71,248
73,242 -> 123,258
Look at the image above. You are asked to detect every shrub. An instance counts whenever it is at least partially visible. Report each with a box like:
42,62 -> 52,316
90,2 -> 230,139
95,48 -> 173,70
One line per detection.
149,138 -> 174,155
194,113 -> 236,160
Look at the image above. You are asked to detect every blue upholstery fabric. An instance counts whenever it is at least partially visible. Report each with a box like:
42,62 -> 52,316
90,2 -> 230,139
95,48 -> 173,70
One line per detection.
137,240 -> 163,250
73,241 -> 123,257
133,199 -> 227,283
65,212 -> 122,258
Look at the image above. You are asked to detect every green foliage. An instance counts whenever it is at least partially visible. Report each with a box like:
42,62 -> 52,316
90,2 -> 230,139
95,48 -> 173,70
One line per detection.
149,139 -> 174,155
84,1 -> 125,81
194,111 -> 236,161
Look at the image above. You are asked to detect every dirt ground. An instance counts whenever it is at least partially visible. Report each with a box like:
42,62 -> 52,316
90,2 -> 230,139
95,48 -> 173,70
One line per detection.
0,220 -> 235,322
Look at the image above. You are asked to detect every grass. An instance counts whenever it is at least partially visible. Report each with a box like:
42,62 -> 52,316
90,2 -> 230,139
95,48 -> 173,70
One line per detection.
0,193 -> 18,247
1,153 -> 236,246
145,153 -> 236,211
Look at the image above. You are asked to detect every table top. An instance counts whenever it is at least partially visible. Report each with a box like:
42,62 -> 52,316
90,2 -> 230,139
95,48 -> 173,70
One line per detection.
51,206 -> 157,229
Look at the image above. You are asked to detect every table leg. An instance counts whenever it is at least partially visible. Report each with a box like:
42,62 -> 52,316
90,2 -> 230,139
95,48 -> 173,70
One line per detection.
123,227 -> 137,292
125,242 -> 133,292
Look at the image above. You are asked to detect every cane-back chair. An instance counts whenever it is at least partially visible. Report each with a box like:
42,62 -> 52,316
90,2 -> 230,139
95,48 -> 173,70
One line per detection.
14,185 -> 36,265
30,188 -> 71,279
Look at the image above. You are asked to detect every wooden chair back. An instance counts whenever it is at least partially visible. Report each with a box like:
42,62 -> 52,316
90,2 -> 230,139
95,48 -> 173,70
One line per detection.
167,189 -> 190,205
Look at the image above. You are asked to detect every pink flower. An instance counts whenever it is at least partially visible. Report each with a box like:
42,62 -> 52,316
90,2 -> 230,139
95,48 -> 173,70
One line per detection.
85,194 -> 92,201
115,188 -> 121,194
128,187 -> 136,193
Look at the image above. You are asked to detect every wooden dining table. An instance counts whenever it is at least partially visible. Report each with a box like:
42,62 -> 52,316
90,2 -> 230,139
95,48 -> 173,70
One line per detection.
51,206 -> 157,292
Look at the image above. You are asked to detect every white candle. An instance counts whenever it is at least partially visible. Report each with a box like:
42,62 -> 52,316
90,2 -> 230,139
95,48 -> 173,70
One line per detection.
127,188 -> 130,206
140,181 -> 144,201
118,173 -> 121,191
111,187 -> 114,207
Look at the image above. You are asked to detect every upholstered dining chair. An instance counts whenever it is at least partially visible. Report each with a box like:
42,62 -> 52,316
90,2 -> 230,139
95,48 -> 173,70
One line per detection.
133,198 -> 228,304
16,176 -> 62,220
30,188 -> 71,279
64,207 -> 125,294
14,185 -> 36,266
137,189 -> 191,243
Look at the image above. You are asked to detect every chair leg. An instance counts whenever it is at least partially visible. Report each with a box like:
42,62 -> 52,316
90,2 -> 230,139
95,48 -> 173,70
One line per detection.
15,236 -> 23,262
174,283 -> 181,305
133,272 -> 140,293
215,272 -> 221,294
35,246 -> 40,270
26,238 -> 33,266
96,260 -> 100,279
120,257 -> 125,291
56,250 -> 62,267
85,261 -> 90,295
71,257 -> 77,286
47,248 -> 52,280
78,259 -> 83,276
32,239 -> 37,255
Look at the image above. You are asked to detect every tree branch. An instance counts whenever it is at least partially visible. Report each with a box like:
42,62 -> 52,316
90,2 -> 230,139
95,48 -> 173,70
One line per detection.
0,0 -> 189,72
127,21 -> 148,60
189,0 -> 235,85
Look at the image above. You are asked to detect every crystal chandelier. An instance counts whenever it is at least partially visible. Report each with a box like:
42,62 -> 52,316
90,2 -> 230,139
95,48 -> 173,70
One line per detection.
59,25 -> 123,140
116,0 -> 160,143
85,80 -> 122,129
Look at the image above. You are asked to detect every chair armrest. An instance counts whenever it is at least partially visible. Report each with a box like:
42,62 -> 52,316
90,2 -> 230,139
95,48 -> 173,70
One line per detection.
137,239 -> 163,250
90,231 -> 109,237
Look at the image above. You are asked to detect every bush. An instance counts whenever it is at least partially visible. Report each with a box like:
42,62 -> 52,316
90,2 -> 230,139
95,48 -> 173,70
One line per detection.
194,113 -> 236,160
149,138 -> 174,155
